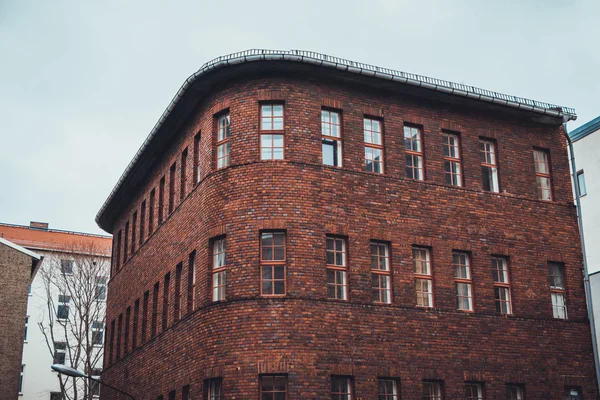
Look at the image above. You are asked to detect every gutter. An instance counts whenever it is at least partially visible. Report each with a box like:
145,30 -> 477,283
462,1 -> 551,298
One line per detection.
563,120 -> 600,391
96,49 -> 578,231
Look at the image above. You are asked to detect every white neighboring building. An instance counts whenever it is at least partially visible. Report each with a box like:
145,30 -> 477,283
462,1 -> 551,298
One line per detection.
0,222 -> 111,400
570,116 -> 600,274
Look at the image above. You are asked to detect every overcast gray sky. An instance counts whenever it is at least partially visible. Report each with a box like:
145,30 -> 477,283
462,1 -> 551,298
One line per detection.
1,0 -> 598,235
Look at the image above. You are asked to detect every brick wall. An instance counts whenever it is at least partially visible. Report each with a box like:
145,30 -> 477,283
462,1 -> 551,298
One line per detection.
100,76 -> 596,399
0,243 -> 33,399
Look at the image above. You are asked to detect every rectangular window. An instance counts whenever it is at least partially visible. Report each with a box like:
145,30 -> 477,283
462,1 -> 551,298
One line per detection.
169,162 -> 176,214
91,321 -> 104,346
480,139 -> 499,192
465,383 -> 484,400
124,221 -> 130,262
443,132 -> 462,186
405,125 -> 424,180
162,272 -> 170,331
194,132 -> 201,184
413,247 -> 433,307
364,118 -> 384,173
261,104 -> 284,160
19,365 -> 24,394
109,320 -> 115,364
116,230 -> 122,270
378,378 -> 399,399
564,387 -> 582,400
24,316 -> 28,341
174,262 -> 182,322
577,170 -> 587,197
53,341 -> 66,364
326,236 -> 348,300
549,262 -> 567,319
151,282 -> 159,337
95,276 -> 107,301
533,149 -> 552,201
61,259 -> 73,275
422,381 -> 443,400
322,109 -> 342,167
505,385 -> 524,400
182,385 -> 190,400
57,295 -> 70,319
132,298 -> 139,350
91,368 -> 102,397
492,257 -> 512,315
116,313 -> 122,360
168,390 -> 176,400
124,307 -> 130,355
159,176 -> 165,224
207,379 -> 223,400
140,200 -> 146,245
453,252 -> 473,311
149,189 -> 155,234
212,238 -> 226,301
50,393 -> 63,400
181,147 -> 188,199
131,211 -> 137,255
187,251 -> 196,314
260,375 -> 287,399
371,242 -> 391,304
142,290 -> 149,343
331,376 -> 353,400
260,232 -> 286,296
217,114 -> 231,168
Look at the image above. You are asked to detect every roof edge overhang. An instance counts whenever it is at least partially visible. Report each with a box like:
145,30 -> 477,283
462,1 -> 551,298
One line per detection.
95,49 -> 578,232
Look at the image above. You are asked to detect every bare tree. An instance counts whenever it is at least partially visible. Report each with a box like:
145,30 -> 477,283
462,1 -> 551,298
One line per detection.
37,241 -> 109,400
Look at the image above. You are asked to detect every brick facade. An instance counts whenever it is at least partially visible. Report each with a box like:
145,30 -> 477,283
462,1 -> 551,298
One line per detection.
0,241 -> 38,399
99,69 -> 597,399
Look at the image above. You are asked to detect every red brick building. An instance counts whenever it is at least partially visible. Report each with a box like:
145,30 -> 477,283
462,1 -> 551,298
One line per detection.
96,50 -> 597,399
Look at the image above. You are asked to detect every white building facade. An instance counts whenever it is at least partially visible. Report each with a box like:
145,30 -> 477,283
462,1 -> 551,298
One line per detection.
0,222 -> 111,400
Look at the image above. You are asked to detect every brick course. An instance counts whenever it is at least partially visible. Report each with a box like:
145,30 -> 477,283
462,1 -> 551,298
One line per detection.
100,74 -> 596,399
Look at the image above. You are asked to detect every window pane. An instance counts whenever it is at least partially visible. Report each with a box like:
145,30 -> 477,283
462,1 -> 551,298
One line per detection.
577,171 -> 587,196
323,141 -> 335,166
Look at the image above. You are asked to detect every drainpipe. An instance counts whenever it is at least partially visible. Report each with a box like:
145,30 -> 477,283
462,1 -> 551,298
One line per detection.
562,120 -> 600,391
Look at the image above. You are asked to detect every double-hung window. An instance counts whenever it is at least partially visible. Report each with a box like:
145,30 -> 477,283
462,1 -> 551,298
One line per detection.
422,381 -> 443,400
331,376 -> 353,400
212,238 -> 226,301
217,114 -> 231,168
549,262 -> 567,319
480,139 -> 499,192
453,252 -> 473,311
260,375 -> 287,400
326,236 -> 348,300
57,295 -> 70,320
404,125 -> 424,180
261,104 -> 284,160
465,383 -> 484,400
533,149 -> 552,201
413,247 -> 433,307
364,118 -> 384,173
378,378 -> 399,399
260,232 -> 286,296
371,242 -> 391,304
322,110 -> 342,166
443,133 -> 462,187
491,257 -> 512,314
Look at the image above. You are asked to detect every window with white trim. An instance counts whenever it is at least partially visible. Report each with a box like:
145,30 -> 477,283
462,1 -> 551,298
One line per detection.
364,118 -> 384,173
413,247 -> 433,307
92,321 -> 104,346
480,139 -> 499,192
371,242 -> 391,304
405,125 -> 424,180
549,262 -> 567,319
326,236 -> 348,300
212,238 -> 226,301
95,276 -> 107,301
217,113 -> 231,168
57,295 -> 70,320
443,132 -> 462,187
53,341 -> 66,364
453,252 -> 473,311
322,110 -> 342,167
